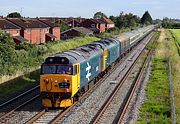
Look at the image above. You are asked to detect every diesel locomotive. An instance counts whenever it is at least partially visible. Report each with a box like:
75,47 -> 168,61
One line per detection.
40,25 -> 155,108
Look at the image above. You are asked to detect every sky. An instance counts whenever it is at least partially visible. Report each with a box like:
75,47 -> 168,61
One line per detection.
0,0 -> 179,19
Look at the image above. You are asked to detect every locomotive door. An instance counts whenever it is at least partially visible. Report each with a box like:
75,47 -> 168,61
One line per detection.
102,48 -> 108,71
76,64 -> 80,89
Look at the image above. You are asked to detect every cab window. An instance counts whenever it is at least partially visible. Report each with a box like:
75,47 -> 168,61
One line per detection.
57,66 -> 73,75
42,65 -> 56,74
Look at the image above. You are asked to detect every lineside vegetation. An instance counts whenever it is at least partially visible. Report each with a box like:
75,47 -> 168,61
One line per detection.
137,29 -> 171,123
167,29 -> 180,123
0,31 -> 100,76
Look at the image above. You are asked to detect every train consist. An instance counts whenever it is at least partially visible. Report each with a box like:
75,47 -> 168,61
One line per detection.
40,25 -> 156,108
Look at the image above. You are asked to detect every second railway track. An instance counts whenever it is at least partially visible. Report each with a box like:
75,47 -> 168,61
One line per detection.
26,33 -> 154,124
91,38 -> 154,124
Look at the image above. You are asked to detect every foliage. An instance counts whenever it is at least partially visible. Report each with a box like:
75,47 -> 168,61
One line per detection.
140,11 -> 153,25
138,31 -> 171,123
162,17 -> 180,29
168,29 -> 180,123
7,12 -> 22,18
153,19 -> 162,24
0,31 -> 100,76
93,11 -> 107,19
110,12 -> 140,29
98,27 -> 130,39
162,17 -> 173,28
59,21 -> 69,32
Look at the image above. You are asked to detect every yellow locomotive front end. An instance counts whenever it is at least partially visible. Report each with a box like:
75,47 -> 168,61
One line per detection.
40,57 -> 80,108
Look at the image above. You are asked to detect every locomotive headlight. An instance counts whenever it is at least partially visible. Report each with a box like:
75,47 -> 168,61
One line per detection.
44,79 -> 49,84
64,79 -> 67,82
64,79 -> 70,82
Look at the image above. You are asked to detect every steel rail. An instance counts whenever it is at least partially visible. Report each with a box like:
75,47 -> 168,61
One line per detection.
0,95 -> 40,123
0,85 -> 39,108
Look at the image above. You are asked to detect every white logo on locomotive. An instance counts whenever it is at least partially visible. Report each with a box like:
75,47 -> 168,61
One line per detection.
86,62 -> 91,81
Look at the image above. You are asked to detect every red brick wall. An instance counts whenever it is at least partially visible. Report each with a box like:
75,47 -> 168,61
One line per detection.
6,29 -> 20,36
99,24 -> 106,33
24,28 -> 49,44
24,29 -> 31,43
52,27 -> 60,40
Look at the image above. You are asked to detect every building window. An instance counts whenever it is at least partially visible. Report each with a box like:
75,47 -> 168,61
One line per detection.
91,24 -> 95,28
68,23 -> 72,27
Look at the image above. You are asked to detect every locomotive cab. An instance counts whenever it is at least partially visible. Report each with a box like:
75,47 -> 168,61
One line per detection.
40,56 -> 80,108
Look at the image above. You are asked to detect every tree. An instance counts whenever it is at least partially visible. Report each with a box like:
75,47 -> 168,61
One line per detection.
113,12 -> 140,29
162,17 -> 172,28
141,11 -> 153,25
59,21 -> 69,32
93,11 -> 107,19
7,12 -> 22,18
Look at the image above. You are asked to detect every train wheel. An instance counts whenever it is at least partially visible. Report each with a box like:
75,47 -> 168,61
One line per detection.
45,107 -> 49,112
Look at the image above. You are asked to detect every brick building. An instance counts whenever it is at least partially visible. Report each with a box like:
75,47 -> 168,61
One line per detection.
0,18 -> 28,44
81,19 -> 106,33
38,18 -> 60,41
61,27 -> 93,40
101,18 -> 115,31
7,18 -> 50,44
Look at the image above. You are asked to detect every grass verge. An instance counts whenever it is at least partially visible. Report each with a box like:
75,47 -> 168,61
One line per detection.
137,29 -> 171,123
0,71 -> 39,97
0,36 -> 99,97
167,29 -> 180,123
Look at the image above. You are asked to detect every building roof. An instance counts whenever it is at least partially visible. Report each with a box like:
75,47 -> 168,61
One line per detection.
46,33 -> 57,38
89,27 -> 100,33
102,18 -> 114,24
61,27 -> 93,35
59,18 -> 85,23
13,35 -> 28,42
38,19 -> 59,27
82,19 -> 105,24
91,19 -> 105,24
73,27 -> 93,34
7,18 -> 50,29
0,18 -> 21,30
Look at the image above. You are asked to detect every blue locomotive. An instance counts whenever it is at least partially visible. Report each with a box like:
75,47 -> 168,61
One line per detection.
40,25 -> 155,108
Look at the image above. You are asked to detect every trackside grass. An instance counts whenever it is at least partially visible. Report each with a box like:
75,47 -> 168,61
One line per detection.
137,29 -> 171,123
0,36 -> 99,97
168,29 -> 180,123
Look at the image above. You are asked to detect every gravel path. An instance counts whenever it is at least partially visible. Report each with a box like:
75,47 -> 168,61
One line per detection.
57,34 -> 153,124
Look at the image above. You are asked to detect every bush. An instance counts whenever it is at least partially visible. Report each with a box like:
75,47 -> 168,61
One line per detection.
0,32 -> 99,76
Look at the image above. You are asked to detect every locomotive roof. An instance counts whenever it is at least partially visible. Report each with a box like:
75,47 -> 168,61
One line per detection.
116,34 -> 129,42
45,42 -> 103,64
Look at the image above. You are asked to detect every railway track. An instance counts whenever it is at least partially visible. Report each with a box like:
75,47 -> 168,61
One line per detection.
0,85 -> 39,109
26,48 -> 131,124
26,34 -> 154,124
0,94 -> 40,123
26,36 -> 149,124
0,84 -> 41,123
91,37 -> 154,124
0,32 -> 152,123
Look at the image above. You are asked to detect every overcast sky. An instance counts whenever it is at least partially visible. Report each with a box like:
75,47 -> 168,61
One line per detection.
0,0 -> 179,19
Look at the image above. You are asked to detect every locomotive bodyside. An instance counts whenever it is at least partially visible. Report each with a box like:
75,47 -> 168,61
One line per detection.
40,25 -> 156,108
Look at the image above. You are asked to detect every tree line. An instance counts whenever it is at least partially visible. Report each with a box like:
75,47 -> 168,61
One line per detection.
94,11 -> 153,29
162,17 -> 180,29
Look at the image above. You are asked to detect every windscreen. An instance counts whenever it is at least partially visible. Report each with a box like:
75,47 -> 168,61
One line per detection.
57,66 -> 73,74
41,65 -> 73,75
42,65 -> 56,74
